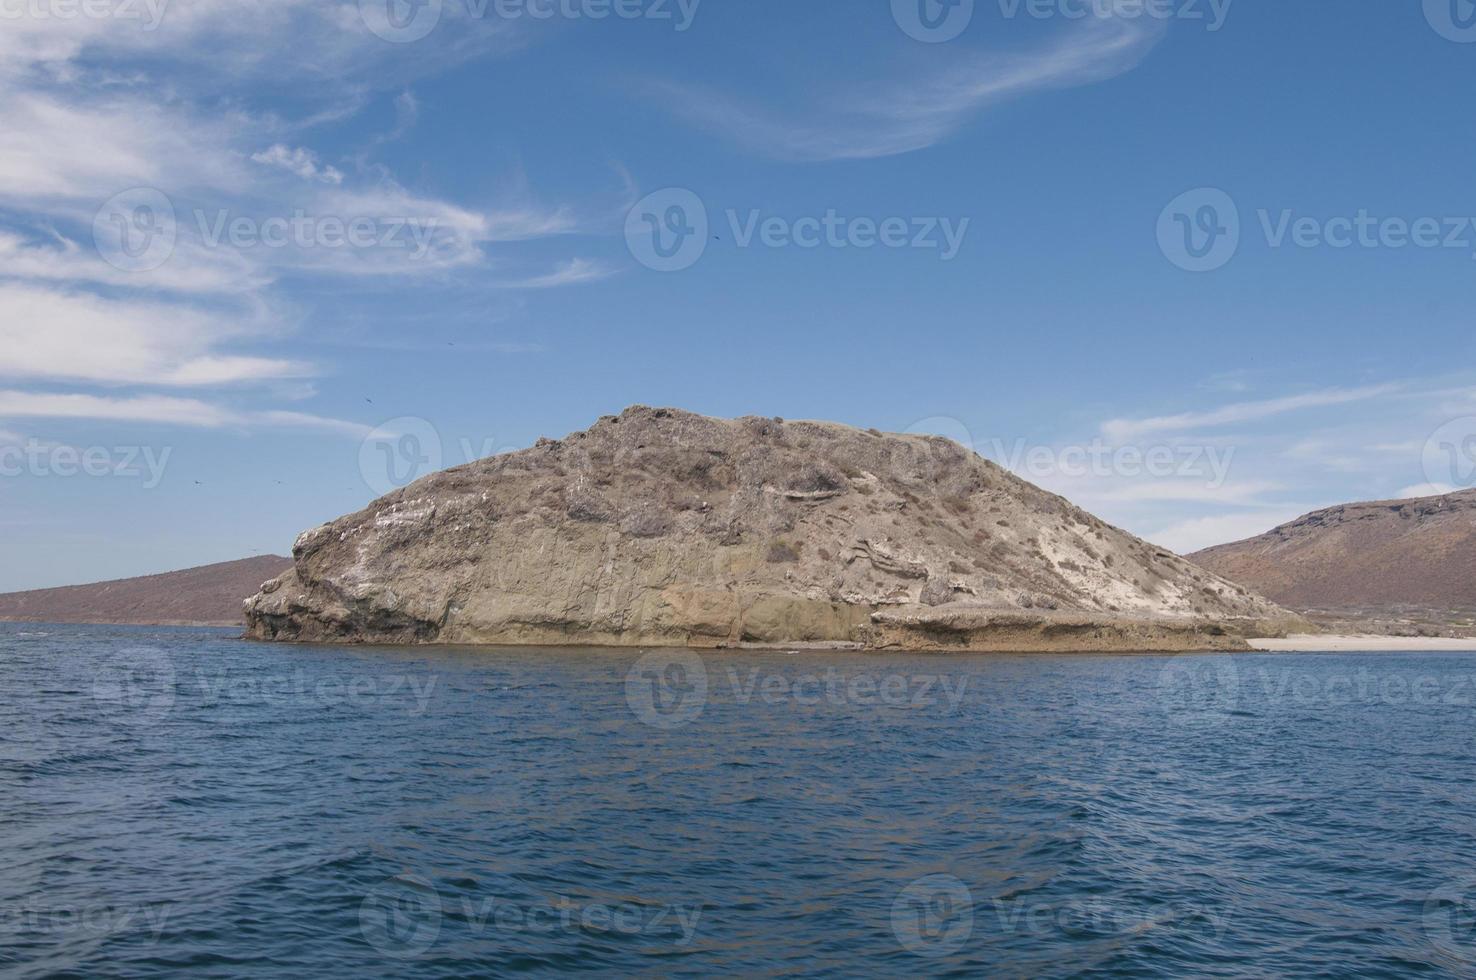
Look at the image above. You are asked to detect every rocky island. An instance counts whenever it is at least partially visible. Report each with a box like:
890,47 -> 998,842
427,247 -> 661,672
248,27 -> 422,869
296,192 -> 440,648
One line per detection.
244,407 -> 1300,651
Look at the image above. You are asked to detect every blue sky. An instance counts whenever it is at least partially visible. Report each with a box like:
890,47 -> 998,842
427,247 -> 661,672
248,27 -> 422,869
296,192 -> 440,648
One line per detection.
2,0 -> 1475,591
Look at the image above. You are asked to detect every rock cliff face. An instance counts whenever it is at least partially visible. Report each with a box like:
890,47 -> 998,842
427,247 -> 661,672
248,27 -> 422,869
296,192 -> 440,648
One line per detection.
245,407 -> 1297,651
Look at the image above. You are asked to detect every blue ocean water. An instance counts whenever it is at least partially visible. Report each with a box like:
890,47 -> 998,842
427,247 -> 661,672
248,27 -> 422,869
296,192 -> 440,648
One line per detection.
2,622 -> 1475,977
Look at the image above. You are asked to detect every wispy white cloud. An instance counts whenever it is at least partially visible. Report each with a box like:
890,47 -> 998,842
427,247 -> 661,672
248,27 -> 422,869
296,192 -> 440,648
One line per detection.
251,145 -> 344,185
0,0 -> 602,456
0,228 -> 267,296
0,91 -> 247,203
1150,508 -> 1313,556
1102,383 -> 1404,440
496,258 -> 615,289
1077,374 -> 1476,551
1395,482 -> 1460,500
651,15 -> 1163,161
0,284 -> 309,387
1085,479 -> 1284,506
367,91 -> 422,148
0,390 -> 366,436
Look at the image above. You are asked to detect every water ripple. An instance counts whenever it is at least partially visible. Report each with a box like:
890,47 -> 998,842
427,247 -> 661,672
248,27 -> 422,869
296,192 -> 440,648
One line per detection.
2,625 -> 1475,976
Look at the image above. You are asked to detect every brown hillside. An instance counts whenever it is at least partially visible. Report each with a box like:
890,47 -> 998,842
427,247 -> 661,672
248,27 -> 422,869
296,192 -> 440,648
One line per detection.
0,556 -> 292,626
1190,490 -> 1476,619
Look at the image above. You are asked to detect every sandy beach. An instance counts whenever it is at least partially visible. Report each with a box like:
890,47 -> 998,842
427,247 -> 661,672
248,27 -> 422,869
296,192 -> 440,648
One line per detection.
1249,635 -> 1476,652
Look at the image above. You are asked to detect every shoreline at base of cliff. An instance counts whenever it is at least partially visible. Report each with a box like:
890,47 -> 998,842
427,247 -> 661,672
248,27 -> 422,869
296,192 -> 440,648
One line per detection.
1248,635 -> 1476,652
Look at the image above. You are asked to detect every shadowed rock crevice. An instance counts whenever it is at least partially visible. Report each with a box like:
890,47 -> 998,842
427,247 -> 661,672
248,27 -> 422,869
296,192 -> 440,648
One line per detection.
245,406 -> 1300,650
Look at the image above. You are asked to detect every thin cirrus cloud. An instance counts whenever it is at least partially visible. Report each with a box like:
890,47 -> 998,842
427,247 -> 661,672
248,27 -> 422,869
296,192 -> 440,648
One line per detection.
0,391 -> 367,437
0,3 -> 597,441
0,229 -> 269,297
1147,508 -> 1313,556
494,258 -> 616,289
1092,375 -> 1476,553
1100,383 -> 1406,441
1086,479 -> 1286,506
649,15 -> 1164,162
250,145 -> 345,185
0,283 -> 310,388
0,92 -> 249,204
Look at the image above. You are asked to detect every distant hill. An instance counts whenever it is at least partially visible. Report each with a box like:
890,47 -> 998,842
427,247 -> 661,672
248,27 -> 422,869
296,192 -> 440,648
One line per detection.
1190,490 -> 1476,635
0,556 -> 292,627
